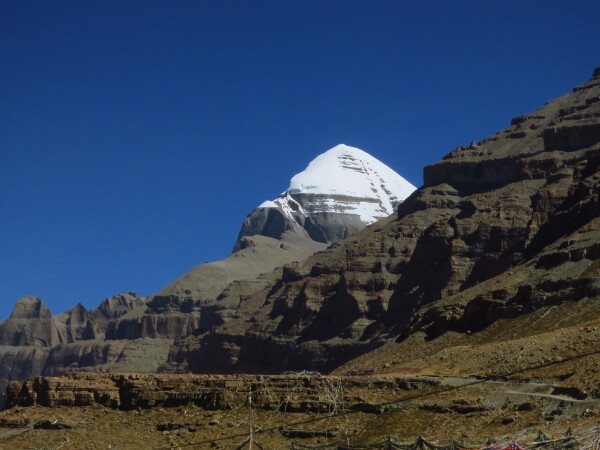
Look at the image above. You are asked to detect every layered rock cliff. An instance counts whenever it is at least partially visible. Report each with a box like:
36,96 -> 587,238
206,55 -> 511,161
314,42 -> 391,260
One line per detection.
0,146 -> 415,398
2,70 -> 600,398
164,68 -> 600,374
0,297 -> 63,347
99,145 -> 415,344
0,293 -> 153,405
161,145 -> 415,302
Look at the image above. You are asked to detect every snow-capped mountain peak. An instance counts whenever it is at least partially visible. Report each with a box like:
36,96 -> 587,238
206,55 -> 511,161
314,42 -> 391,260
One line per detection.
258,144 -> 416,223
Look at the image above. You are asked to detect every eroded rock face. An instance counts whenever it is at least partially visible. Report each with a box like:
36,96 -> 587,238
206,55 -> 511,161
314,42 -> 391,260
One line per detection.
105,311 -> 200,340
0,293 -> 149,400
0,145 -> 415,389
0,297 -> 63,347
5,372 -> 433,411
0,346 -> 50,405
62,304 -> 98,342
3,69 -> 600,387
90,292 -> 145,331
164,68 -> 600,373
0,337 -> 173,406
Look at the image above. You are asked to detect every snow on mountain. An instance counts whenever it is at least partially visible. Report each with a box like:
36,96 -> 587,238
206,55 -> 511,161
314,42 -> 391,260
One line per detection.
258,144 -> 416,224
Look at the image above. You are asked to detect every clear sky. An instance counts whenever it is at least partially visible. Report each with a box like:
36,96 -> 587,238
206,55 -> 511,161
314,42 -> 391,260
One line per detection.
1,1 -> 599,319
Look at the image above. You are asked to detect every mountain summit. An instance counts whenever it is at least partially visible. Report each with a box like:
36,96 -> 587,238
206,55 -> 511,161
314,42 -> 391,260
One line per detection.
163,144 -> 415,299
235,144 -> 416,248
2,71 -> 600,413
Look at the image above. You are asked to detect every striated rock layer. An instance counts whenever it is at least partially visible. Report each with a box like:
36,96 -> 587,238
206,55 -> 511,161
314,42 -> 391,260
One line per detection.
2,69 -> 600,395
0,146 -> 415,397
0,293 -> 157,404
164,68 -> 600,374
5,371 -> 434,412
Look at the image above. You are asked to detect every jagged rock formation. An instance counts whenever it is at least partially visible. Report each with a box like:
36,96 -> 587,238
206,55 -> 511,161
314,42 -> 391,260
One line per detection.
95,146 -> 415,343
57,304 -> 98,342
90,292 -> 145,324
164,68 -> 600,374
2,69 -> 600,400
0,293 -> 150,405
0,146 -> 414,398
0,297 -> 63,347
3,70 -> 600,450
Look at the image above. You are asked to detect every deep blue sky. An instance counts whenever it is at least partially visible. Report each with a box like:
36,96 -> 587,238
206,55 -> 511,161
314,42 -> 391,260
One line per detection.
1,1 -> 599,319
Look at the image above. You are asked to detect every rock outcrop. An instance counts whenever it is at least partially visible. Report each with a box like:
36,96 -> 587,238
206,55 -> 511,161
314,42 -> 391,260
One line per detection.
0,293 -> 148,404
91,292 -> 145,324
0,297 -> 63,348
2,69 -> 600,394
0,146 -> 415,395
59,304 -> 98,342
5,372 -> 434,411
163,68 -> 600,374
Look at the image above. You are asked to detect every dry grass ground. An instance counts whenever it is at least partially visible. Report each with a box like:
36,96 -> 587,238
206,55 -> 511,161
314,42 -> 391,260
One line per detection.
3,299 -> 600,449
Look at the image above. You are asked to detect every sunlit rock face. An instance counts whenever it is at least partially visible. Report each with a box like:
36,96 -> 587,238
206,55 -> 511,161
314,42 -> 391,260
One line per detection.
0,296 -> 63,347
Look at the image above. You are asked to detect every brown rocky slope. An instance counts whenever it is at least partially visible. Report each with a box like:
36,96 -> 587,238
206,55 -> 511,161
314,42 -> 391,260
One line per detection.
2,68 -> 600,401
3,69 -> 600,449
164,68 -> 600,374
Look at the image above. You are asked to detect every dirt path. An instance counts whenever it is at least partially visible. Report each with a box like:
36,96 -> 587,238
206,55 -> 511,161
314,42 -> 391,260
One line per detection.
502,390 -> 587,402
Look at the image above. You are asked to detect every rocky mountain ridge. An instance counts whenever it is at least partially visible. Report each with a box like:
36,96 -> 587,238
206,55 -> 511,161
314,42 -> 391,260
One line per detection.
0,145 -> 415,399
2,68 -> 600,450
2,68 -> 600,406
163,68 -> 600,373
